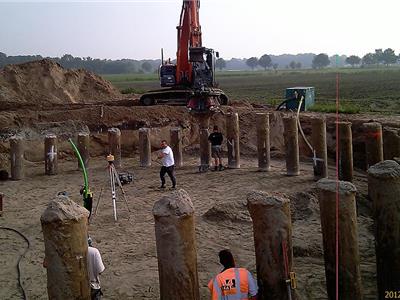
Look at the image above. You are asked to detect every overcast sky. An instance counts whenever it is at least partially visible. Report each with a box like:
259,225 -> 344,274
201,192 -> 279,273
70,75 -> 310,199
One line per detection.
0,0 -> 398,60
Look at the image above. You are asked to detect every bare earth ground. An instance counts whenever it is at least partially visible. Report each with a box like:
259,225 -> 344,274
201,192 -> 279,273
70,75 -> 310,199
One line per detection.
0,154 -> 376,299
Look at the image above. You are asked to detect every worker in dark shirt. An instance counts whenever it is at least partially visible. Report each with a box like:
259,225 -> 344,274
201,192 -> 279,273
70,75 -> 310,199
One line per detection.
208,125 -> 224,171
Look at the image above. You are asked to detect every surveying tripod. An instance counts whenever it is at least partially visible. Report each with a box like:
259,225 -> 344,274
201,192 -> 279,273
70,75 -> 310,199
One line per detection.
93,154 -> 131,221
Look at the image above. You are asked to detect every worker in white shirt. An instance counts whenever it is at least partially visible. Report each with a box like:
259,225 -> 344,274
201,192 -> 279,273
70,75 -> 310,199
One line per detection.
87,237 -> 105,300
157,140 -> 176,189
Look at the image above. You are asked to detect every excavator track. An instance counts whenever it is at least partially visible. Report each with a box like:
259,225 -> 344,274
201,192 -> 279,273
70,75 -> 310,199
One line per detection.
139,87 -> 229,107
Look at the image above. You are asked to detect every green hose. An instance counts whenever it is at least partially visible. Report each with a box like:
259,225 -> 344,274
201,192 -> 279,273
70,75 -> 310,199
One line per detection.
68,138 -> 89,197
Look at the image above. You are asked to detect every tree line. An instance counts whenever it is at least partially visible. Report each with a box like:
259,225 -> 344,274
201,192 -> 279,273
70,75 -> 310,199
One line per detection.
0,48 -> 399,74
217,48 -> 399,70
0,52 -> 160,74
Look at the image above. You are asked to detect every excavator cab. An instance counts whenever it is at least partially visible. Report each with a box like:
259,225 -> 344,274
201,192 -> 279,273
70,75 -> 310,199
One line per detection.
160,64 -> 176,87
186,47 -> 220,113
190,47 -> 215,91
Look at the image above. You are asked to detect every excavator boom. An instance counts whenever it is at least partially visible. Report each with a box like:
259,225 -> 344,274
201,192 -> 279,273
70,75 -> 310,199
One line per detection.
176,0 -> 202,85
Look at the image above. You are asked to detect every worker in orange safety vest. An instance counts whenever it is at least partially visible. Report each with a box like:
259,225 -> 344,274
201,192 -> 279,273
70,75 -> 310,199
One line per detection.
208,249 -> 258,300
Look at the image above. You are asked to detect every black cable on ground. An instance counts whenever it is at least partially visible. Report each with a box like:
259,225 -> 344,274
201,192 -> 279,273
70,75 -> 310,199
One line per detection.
0,226 -> 30,300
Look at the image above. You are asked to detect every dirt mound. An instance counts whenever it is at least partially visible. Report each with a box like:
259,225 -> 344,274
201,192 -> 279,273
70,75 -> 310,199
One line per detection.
202,201 -> 252,223
0,59 -> 122,109
289,191 -> 319,222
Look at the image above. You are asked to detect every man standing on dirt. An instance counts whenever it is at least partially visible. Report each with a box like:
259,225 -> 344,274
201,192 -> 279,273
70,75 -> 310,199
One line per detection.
88,237 -> 105,300
208,125 -> 224,171
208,249 -> 258,300
157,140 -> 176,189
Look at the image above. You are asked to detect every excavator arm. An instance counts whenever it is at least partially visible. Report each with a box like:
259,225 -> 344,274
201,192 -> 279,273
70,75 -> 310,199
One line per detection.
176,0 -> 202,85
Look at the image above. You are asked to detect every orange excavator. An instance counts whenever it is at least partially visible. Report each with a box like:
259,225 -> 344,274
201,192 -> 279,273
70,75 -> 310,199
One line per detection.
139,0 -> 229,113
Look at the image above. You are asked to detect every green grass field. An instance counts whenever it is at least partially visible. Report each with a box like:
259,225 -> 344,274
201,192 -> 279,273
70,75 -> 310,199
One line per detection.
104,68 -> 400,114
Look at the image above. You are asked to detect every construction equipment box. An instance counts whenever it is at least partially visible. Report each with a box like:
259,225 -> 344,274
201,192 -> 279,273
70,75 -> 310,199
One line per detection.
285,87 -> 315,111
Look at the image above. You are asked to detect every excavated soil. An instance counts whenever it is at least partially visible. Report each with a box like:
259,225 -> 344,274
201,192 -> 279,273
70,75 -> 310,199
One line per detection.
0,59 -> 123,110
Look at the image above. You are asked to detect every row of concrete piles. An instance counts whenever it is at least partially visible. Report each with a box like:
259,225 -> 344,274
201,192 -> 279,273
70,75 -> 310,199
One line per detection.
284,118 -> 400,181
115,115 -> 399,179
7,113 -> 399,180
8,133 -> 91,179
41,157 -> 400,299
338,121 -> 400,181
6,127 -> 182,179
139,113 -> 242,170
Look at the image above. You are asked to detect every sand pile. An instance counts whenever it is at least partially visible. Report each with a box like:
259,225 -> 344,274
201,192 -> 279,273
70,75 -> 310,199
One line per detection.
0,59 -> 122,109
203,201 -> 252,223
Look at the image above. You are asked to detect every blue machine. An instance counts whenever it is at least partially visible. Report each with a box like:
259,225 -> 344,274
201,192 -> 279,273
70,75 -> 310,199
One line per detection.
285,87 -> 315,111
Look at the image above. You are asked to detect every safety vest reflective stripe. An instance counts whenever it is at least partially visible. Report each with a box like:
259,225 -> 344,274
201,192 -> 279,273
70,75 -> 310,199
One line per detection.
240,269 -> 249,294
234,268 -> 249,299
213,277 -> 222,298
234,268 -> 241,297
211,268 -> 250,300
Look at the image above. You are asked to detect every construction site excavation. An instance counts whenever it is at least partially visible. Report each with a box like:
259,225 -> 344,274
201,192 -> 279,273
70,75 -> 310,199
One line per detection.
0,58 -> 399,300
1,0 -> 400,299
